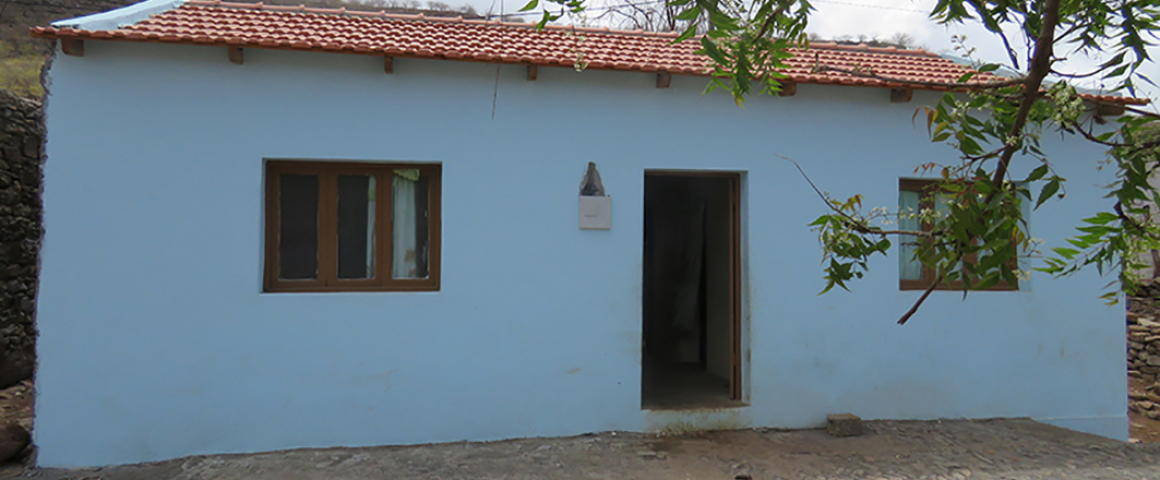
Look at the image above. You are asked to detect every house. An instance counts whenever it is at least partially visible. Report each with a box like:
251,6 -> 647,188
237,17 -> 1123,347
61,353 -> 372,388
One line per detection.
30,0 -> 1140,467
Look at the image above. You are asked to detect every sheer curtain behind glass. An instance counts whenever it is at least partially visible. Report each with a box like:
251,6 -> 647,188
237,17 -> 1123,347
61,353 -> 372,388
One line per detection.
392,169 -> 429,279
899,188 -> 955,282
898,189 -> 923,281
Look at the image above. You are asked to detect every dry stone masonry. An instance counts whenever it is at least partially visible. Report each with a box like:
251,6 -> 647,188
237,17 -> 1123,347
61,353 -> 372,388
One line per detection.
0,90 -> 42,390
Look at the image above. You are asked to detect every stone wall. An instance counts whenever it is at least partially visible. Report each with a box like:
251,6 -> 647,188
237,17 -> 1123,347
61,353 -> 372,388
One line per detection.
0,90 -> 42,389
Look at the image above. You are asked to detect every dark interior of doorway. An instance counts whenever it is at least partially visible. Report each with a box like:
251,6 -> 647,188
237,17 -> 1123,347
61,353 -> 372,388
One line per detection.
642,174 -> 743,410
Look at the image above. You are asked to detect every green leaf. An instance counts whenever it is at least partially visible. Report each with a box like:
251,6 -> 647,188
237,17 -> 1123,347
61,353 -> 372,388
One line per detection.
674,7 -> 699,21
536,9 -> 552,29
519,0 -> 538,12
700,37 -> 729,65
672,25 -> 698,44
1024,165 -> 1049,182
1036,180 -> 1060,208
977,63 -> 1001,73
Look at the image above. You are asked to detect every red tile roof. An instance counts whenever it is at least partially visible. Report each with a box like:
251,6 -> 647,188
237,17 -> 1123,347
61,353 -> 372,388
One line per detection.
31,0 -> 1145,105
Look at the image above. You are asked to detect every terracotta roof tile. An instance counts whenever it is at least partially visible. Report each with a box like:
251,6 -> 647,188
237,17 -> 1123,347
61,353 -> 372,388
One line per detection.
30,0 -> 1146,104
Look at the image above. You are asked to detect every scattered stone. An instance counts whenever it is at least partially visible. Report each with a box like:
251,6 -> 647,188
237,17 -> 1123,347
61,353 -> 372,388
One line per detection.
827,413 -> 865,437
0,423 -> 28,463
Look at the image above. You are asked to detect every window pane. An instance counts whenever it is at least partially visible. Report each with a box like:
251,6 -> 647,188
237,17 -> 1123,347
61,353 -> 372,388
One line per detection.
898,189 -> 922,281
337,175 -> 377,279
279,174 -> 319,280
392,170 -> 429,279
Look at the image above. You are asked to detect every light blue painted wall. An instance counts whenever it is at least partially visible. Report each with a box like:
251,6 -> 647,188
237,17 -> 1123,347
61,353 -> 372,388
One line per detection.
36,40 -> 1127,467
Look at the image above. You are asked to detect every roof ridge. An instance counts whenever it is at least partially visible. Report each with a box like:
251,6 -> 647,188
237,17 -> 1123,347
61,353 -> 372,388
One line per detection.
183,0 -> 683,38
807,41 -> 940,58
182,1 -> 948,54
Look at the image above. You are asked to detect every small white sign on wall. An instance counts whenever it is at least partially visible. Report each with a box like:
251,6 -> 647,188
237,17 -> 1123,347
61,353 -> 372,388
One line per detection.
579,195 -> 612,230
578,162 -> 611,230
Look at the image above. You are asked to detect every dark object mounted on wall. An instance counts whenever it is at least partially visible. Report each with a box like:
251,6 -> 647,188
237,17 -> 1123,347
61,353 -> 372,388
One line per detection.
579,162 -> 611,230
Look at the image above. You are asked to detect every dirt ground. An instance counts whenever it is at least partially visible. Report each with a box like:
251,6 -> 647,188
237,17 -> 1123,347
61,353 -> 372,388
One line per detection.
2,380 -> 1160,479
7,418 -> 1160,480
6,352 -> 1160,478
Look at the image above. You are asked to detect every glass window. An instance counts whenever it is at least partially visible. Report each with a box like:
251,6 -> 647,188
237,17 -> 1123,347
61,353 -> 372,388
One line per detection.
898,178 -> 1021,291
265,162 -> 440,292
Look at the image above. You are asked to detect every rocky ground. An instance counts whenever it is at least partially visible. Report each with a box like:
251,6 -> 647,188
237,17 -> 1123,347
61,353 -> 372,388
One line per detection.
8,418 -> 1160,480
0,380 -> 32,479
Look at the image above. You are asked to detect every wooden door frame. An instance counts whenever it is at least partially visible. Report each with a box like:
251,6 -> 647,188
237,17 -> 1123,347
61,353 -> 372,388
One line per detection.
643,170 -> 743,402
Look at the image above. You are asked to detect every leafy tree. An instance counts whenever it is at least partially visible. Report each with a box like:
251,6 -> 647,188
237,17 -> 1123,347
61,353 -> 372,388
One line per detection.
523,0 -> 1160,323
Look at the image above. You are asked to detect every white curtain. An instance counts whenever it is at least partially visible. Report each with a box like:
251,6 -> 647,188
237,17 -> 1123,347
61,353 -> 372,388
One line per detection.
365,176 -> 377,276
392,170 -> 419,279
898,189 -> 923,281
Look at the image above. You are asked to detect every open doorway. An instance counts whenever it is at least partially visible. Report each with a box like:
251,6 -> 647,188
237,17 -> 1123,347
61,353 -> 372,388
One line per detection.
642,172 -> 743,410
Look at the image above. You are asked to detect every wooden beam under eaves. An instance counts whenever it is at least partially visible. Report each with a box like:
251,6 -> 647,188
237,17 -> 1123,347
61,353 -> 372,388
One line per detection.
60,39 -> 84,57
1097,103 -> 1125,117
779,81 -> 797,97
656,72 -> 672,89
891,88 -> 913,103
526,65 -> 538,81
384,56 -> 394,74
228,46 -> 244,65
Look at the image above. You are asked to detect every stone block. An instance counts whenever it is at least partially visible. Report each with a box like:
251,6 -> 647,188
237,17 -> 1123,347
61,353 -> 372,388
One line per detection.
826,413 -> 864,437
0,423 -> 28,463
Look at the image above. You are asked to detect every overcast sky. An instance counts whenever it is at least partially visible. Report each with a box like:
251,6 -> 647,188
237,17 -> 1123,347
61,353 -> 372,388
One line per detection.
452,0 -> 1160,105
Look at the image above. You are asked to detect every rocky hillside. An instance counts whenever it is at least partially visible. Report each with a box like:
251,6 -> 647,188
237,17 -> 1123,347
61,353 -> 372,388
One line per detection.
1,0 -> 143,97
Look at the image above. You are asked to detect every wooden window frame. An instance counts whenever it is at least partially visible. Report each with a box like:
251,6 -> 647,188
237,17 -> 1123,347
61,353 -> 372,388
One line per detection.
898,178 -> 1017,292
264,160 -> 441,293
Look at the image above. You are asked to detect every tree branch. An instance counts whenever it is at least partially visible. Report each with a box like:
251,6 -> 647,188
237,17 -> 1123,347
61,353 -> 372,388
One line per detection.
997,28 -> 1021,71
753,0 -> 791,40
780,153 -> 932,237
1115,201 -> 1160,241
988,0 -> 1061,191
898,274 -> 941,325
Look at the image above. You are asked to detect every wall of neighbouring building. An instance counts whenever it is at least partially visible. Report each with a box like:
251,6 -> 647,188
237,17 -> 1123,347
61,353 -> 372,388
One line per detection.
1128,294 -> 1160,418
35,39 -> 1127,467
0,89 -> 41,390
